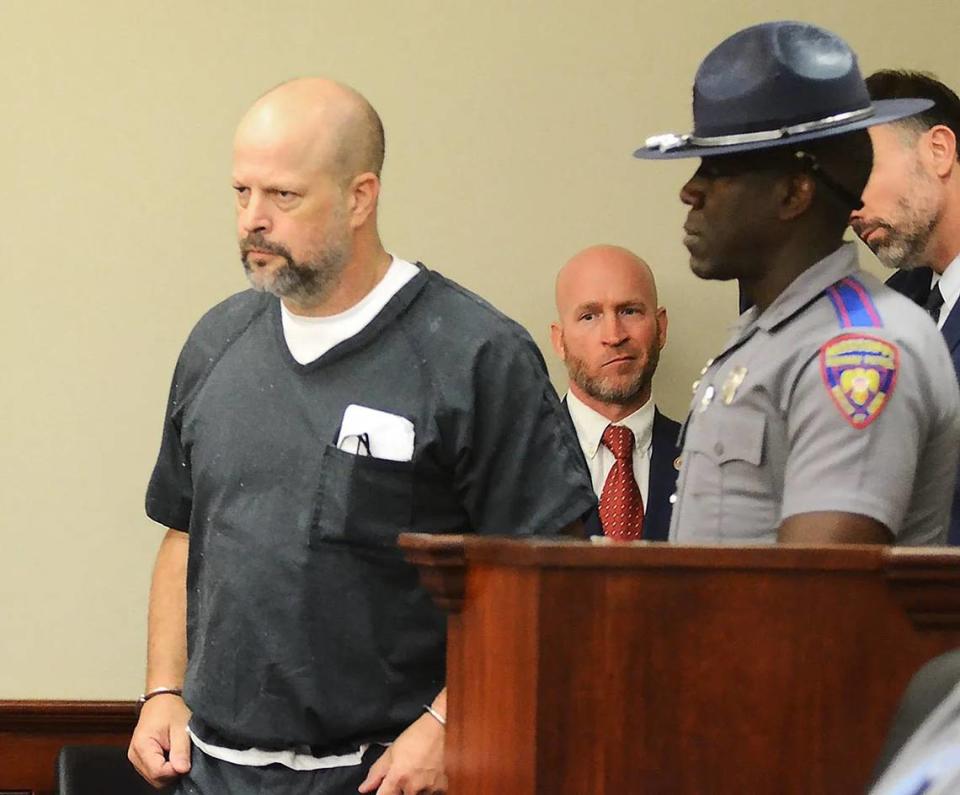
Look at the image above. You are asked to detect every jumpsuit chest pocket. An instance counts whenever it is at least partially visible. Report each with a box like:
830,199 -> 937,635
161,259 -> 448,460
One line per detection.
310,444 -> 414,549
683,410 -> 766,497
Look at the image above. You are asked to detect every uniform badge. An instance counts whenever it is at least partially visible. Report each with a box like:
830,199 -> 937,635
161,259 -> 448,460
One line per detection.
698,385 -> 715,412
721,366 -> 748,405
693,359 -> 714,395
819,334 -> 899,429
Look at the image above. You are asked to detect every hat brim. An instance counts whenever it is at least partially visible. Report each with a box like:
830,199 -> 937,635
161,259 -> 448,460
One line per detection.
633,98 -> 934,160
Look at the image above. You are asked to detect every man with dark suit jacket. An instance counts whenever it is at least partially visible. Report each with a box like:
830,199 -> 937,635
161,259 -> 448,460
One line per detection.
850,70 -> 960,543
550,245 -> 681,541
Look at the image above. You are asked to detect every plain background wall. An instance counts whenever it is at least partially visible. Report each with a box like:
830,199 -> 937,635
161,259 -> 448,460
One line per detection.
1,1 -> 958,698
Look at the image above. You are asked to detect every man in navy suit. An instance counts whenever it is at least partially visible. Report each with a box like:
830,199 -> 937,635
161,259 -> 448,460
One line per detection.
550,245 -> 681,541
850,70 -> 960,543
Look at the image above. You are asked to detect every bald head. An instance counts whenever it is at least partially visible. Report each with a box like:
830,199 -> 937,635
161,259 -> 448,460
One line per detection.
232,78 -> 390,314
550,245 -> 667,418
236,77 -> 384,185
555,245 -> 659,319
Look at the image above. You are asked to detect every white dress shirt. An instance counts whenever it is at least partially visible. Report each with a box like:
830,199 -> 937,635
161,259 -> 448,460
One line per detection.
930,253 -> 960,330
565,390 -> 655,506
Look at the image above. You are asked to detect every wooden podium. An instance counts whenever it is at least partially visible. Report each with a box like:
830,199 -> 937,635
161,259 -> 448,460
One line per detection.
400,535 -> 960,795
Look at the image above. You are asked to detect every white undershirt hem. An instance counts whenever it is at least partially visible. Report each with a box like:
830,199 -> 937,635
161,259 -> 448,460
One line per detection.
187,726 -> 386,771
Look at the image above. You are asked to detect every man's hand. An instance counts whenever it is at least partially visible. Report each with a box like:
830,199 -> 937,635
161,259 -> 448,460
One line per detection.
128,693 -> 192,789
358,712 -> 446,795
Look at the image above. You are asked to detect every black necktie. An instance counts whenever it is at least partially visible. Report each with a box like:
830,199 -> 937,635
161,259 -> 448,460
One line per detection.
925,284 -> 945,324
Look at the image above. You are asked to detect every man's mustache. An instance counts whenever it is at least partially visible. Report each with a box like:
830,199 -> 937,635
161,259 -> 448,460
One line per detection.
240,234 -> 292,259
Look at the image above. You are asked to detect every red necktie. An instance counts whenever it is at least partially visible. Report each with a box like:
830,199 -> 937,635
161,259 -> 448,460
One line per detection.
599,425 -> 644,540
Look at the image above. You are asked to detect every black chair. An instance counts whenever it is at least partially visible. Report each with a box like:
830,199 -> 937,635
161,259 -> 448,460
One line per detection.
55,745 -> 157,795
872,648 -> 960,783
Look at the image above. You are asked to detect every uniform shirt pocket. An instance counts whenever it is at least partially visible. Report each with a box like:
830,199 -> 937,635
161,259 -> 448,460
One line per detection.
685,411 -> 765,488
681,410 -> 775,539
311,444 -> 414,549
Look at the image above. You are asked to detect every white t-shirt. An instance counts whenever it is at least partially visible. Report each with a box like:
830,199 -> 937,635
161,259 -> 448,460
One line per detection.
281,256 -> 419,364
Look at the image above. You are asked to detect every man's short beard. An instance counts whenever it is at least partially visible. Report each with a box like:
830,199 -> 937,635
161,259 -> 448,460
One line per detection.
867,195 -> 940,271
566,343 -> 660,407
865,160 -> 942,271
240,232 -> 350,306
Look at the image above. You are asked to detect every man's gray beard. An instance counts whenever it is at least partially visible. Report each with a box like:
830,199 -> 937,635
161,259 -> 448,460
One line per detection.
868,163 -> 942,271
869,198 -> 940,271
567,353 -> 656,406
242,239 -> 351,305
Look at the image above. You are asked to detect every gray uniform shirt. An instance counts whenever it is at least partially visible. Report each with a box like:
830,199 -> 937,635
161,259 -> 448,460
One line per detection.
670,243 -> 960,545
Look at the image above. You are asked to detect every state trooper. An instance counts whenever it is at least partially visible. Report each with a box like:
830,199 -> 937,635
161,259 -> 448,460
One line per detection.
635,21 -> 960,545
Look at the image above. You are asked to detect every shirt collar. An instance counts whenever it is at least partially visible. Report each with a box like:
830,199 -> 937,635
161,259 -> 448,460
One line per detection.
565,390 -> 655,459
713,243 -> 859,360
756,242 -> 859,332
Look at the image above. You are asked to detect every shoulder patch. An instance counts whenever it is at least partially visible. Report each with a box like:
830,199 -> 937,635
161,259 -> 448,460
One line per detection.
825,278 -> 883,328
819,334 -> 899,429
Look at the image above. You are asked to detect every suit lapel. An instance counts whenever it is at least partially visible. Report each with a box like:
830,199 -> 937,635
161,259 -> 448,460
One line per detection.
940,302 -> 960,380
886,267 -> 933,304
888,267 -> 960,544
886,266 -> 960,379
647,409 -> 680,542
939,304 -> 960,544
564,398 -> 681,540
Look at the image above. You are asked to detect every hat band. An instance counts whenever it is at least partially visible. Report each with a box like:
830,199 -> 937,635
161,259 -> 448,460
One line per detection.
645,106 -> 875,152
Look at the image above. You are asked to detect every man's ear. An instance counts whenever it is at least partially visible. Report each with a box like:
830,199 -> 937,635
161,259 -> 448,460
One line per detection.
655,306 -> 668,351
778,172 -> 816,221
927,125 -> 958,179
347,172 -> 380,228
550,322 -> 565,359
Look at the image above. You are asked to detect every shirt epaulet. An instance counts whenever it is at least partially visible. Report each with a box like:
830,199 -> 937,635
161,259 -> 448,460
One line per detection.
824,277 -> 884,328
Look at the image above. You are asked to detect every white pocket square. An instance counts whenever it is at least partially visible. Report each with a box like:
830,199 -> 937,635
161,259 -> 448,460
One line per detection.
336,404 -> 415,462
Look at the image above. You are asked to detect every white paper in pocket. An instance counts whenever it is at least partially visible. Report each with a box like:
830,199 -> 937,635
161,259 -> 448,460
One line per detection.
336,404 -> 415,462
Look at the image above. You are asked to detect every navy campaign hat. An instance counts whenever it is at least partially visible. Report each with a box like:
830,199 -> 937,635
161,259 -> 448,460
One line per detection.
635,21 -> 933,160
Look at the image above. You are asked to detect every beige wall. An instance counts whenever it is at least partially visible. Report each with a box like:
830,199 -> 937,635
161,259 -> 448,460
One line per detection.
1,1 -> 957,698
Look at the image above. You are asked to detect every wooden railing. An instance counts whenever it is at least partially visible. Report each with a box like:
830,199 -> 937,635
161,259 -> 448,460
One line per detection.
400,536 -> 960,794
0,701 -> 136,795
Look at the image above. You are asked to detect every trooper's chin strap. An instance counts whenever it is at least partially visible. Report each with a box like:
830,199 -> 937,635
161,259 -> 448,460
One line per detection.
793,150 -> 865,211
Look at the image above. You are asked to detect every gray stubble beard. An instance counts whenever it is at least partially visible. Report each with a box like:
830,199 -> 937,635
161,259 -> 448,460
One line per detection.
241,234 -> 352,307
566,343 -> 660,407
868,164 -> 943,271
869,199 -> 940,271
